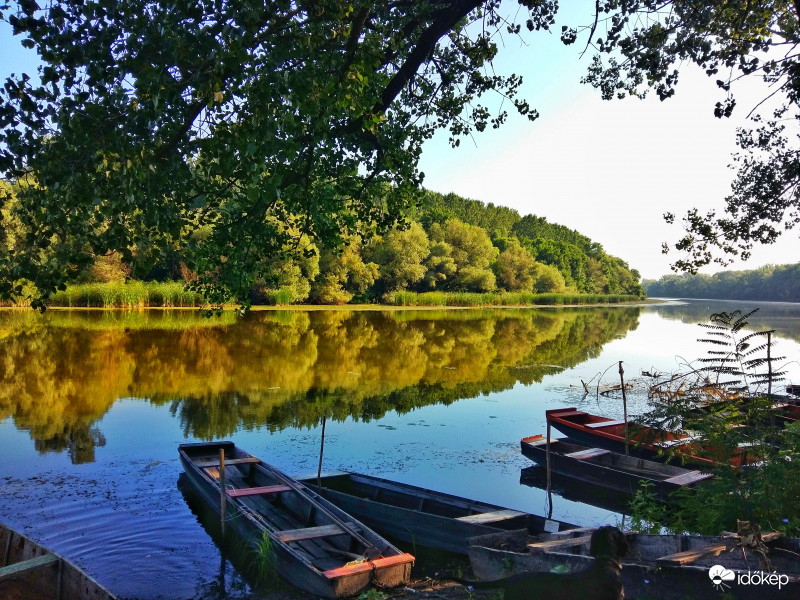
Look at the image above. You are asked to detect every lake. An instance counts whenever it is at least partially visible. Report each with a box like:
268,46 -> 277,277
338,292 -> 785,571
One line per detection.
2,299 -> 800,599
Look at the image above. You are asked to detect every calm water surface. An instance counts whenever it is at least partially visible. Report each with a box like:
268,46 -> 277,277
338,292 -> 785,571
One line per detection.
1,299 -> 800,599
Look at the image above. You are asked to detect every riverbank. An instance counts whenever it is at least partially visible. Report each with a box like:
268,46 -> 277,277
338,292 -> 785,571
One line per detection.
1,281 -> 646,310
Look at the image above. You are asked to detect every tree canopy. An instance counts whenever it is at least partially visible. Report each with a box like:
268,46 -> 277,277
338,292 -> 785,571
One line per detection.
1,1 -> 795,308
0,0 -> 544,308
579,1 -> 800,271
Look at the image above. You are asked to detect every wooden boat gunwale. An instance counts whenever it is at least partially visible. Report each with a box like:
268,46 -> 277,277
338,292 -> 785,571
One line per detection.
178,441 -> 413,598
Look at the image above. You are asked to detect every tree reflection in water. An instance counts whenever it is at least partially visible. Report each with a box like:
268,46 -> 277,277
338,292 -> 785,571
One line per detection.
0,307 -> 641,461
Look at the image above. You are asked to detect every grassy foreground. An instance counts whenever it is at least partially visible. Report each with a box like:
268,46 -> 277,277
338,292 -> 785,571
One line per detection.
3,281 -> 643,309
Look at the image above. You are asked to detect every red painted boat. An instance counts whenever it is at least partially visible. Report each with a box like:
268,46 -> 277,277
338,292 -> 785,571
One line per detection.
546,407 -> 751,467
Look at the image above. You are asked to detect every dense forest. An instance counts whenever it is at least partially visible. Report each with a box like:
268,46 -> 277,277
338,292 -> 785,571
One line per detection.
1,182 -> 643,305
644,264 -> 800,302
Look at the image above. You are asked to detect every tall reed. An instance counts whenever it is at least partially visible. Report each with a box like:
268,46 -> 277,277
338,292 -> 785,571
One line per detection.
383,291 -> 640,307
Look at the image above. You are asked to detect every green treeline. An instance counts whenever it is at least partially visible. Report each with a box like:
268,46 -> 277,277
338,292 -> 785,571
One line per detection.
644,264 -> 800,302
1,183 -> 643,306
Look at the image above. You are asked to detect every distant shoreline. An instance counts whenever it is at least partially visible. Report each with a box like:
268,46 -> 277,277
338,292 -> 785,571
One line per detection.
0,299 -> 664,312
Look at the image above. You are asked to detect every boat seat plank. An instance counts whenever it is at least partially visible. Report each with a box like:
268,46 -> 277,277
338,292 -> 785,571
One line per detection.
656,544 -> 729,566
221,472 -> 331,561
195,457 -> 261,468
278,524 -> 350,543
565,448 -> 611,460
541,527 -> 596,539
226,485 -> 292,498
548,410 -> 586,418
655,435 -> 701,448
0,553 -> 59,580
663,471 -> 713,486
586,420 -> 627,429
455,509 -> 526,524
528,534 -> 593,551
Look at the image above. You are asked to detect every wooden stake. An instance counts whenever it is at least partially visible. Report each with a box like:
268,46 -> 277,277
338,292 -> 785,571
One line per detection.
619,361 -> 629,456
219,448 -> 226,535
546,421 -> 553,518
317,416 -> 327,489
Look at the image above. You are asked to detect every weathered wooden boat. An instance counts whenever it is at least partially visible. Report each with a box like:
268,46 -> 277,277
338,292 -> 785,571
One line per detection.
0,522 -> 117,600
520,435 -> 712,500
293,470 -> 578,554
178,441 -> 414,598
467,528 -> 800,600
547,407 -> 754,467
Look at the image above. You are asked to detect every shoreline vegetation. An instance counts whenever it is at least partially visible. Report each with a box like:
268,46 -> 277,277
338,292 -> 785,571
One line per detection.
0,281 -> 643,310
3,188 -> 645,310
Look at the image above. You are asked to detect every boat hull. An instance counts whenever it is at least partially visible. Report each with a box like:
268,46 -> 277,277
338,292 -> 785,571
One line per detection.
467,529 -> 800,600
0,523 -> 117,600
520,436 -> 711,500
295,471 -> 576,554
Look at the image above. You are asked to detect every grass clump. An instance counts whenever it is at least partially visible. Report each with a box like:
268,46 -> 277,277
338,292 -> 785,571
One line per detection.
255,530 -> 278,584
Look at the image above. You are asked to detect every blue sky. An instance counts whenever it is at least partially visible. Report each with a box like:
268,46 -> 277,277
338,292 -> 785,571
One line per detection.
2,4 -> 799,280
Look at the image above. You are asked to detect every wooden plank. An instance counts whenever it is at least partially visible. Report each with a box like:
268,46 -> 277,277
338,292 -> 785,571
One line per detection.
293,470 -> 349,482
656,544 -> 729,566
547,410 -> 585,419
226,485 -> 292,498
195,457 -> 260,468
543,527 -> 596,538
663,471 -> 713,486
585,420 -> 627,429
322,553 -> 414,579
655,436 -> 700,448
278,524 -> 346,543
454,509 -> 526,524
0,553 -> 59,580
528,534 -> 593,550
565,448 -> 611,460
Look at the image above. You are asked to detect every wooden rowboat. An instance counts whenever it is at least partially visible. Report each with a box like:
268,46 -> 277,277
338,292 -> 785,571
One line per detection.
294,470 -> 578,554
178,441 -> 414,598
0,522 -> 117,600
467,528 -> 800,600
547,407 -> 752,467
520,435 -> 712,500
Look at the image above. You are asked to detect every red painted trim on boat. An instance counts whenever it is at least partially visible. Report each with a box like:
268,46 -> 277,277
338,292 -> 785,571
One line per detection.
322,554 -> 415,579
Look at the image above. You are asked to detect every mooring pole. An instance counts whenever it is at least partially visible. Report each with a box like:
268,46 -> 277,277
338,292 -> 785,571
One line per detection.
317,416 -> 327,489
546,421 -> 553,518
619,361 -> 629,455
219,448 -> 226,534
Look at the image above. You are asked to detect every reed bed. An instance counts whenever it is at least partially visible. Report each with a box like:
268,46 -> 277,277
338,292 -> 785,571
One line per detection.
49,281 -> 205,308
385,291 -> 640,307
